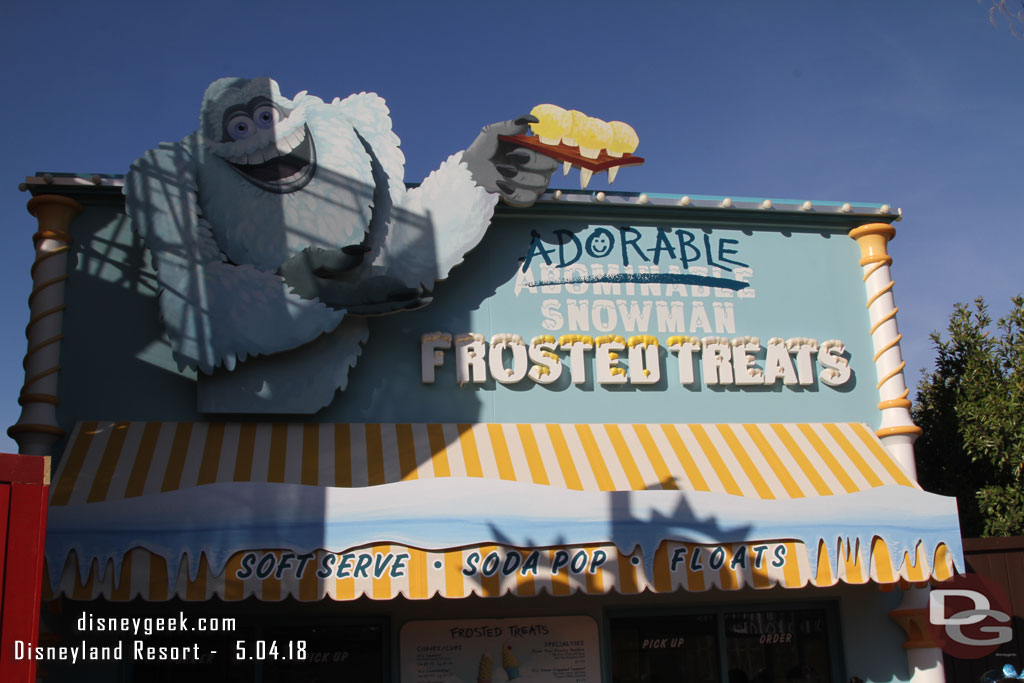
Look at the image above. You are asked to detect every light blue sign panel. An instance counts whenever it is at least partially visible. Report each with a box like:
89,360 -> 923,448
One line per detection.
54,204 -> 882,427
315,217 -> 878,425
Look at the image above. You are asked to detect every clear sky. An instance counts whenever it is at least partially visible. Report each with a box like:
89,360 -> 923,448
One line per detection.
1,1 -> 1021,453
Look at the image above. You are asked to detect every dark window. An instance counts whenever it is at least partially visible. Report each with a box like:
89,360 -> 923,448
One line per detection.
610,614 -> 720,683
724,609 -> 833,683
610,607 -> 835,683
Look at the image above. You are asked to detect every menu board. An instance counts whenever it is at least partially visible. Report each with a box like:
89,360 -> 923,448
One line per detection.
400,616 -> 600,682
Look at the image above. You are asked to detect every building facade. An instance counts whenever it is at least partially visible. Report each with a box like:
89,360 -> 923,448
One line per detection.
10,84 -> 962,682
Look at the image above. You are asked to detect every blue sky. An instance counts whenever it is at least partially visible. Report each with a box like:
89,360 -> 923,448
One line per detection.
1,1 -> 1021,453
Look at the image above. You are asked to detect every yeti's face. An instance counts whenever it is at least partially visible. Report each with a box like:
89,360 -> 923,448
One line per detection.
191,77 -> 375,269
200,77 -> 318,194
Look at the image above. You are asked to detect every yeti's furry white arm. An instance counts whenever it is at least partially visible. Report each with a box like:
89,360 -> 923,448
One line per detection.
125,141 -> 345,374
334,94 -> 498,291
332,92 -> 407,209
390,154 -> 498,289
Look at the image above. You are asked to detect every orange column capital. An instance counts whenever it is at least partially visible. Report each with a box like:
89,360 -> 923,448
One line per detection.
849,222 -> 896,266
27,194 -> 82,245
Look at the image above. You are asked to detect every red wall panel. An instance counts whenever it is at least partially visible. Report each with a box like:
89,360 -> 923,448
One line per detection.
0,453 -> 50,683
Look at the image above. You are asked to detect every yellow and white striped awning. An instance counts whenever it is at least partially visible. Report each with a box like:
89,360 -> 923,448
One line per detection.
44,421 -> 956,602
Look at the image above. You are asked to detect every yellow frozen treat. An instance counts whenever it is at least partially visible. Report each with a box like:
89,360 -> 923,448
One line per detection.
559,110 -> 588,176
562,110 -> 588,147
477,652 -> 493,683
606,121 -> 640,183
573,116 -> 614,160
607,121 -> 639,157
502,643 -> 520,679
529,104 -> 572,146
573,115 -> 614,188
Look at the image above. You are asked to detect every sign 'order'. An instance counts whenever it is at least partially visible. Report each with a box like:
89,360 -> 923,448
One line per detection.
420,333 -> 852,389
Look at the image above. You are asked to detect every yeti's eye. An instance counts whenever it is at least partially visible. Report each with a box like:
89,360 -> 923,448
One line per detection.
227,114 -> 256,140
253,105 -> 280,130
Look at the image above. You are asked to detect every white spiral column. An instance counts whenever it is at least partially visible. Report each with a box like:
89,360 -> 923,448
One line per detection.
8,194 -> 81,456
850,223 -> 944,683
848,222 -> 922,477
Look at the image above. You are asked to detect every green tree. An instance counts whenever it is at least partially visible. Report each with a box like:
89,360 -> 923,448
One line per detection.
912,295 -> 1024,537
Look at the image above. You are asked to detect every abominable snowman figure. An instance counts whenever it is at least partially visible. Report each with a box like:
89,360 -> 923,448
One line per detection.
126,77 -> 556,413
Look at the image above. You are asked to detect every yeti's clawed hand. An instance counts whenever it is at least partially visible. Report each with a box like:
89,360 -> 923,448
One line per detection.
279,249 -> 430,315
278,246 -> 363,296
308,245 -> 372,278
346,276 -> 432,316
463,115 -> 558,208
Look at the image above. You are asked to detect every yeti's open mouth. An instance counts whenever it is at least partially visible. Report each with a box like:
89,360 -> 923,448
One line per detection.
227,124 -> 317,194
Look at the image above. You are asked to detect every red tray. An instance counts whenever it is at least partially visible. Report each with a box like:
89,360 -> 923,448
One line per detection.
498,134 -> 644,172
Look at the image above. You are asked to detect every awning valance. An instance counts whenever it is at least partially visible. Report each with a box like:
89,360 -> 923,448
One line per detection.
44,421 -> 961,602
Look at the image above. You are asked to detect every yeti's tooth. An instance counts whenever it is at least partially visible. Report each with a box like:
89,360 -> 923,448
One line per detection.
279,132 -> 299,155
249,148 -> 266,165
261,142 -> 280,162
580,169 -> 593,189
563,161 -> 572,176
608,167 -> 619,184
